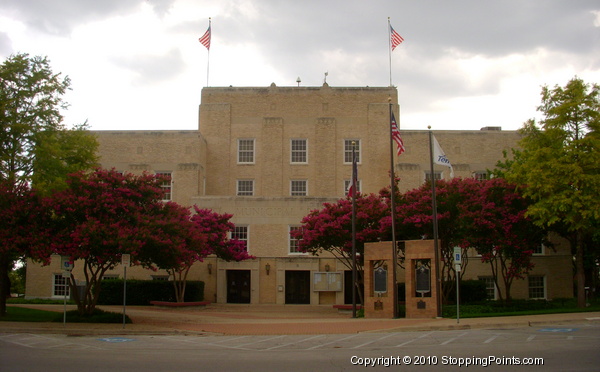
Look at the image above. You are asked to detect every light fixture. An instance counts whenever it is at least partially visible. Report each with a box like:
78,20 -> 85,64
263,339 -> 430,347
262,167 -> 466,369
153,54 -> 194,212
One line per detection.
265,263 -> 271,275
296,77 -> 301,87
207,263 -> 213,275
325,264 -> 330,272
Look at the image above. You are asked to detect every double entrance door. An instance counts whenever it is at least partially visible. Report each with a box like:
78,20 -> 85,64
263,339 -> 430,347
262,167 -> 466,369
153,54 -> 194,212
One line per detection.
225,269 -> 312,304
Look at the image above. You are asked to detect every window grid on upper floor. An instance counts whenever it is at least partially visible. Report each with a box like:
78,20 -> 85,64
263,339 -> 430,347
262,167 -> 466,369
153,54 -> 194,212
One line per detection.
156,172 -> 172,201
237,180 -> 254,196
344,139 -> 360,163
290,180 -> 307,196
291,139 -> 308,163
238,139 -> 255,163
232,225 -> 249,251
344,179 -> 361,195
289,226 -> 305,254
425,171 -> 442,182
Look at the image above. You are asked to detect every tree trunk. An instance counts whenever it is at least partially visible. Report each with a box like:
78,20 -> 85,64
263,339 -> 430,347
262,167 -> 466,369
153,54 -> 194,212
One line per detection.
576,230 -> 586,308
0,255 -> 11,317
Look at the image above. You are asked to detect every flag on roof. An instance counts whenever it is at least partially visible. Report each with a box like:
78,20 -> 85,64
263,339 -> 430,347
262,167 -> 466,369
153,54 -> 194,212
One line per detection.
199,24 -> 211,50
390,25 -> 404,51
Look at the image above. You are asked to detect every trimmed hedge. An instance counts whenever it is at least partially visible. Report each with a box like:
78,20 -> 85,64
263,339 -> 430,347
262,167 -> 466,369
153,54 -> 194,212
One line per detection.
445,280 -> 488,304
97,280 -> 204,305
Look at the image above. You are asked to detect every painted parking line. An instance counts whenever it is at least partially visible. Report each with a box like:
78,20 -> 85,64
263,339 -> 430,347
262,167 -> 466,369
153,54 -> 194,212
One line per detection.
483,335 -> 499,343
0,334 -> 102,350
440,331 -> 469,345
235,335 -> 286,348
265,335 -> 324,350
306,334 -> 360,350
395,331 -> 435,347
351,333 -> 398,349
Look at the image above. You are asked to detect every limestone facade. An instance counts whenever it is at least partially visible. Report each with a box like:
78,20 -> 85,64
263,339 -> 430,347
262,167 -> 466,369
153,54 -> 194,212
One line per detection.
25,84 -> 573,306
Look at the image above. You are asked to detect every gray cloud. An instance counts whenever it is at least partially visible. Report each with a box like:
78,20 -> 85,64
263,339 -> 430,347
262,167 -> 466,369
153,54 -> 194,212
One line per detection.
0,0 -> 177,35
111,48 -> 186,86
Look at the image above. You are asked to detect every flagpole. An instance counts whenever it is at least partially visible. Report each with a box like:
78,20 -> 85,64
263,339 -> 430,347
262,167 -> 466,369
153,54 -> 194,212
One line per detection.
206,17 -> 211,87
428,126 -> 443,318
388,98 -> 398,318
351,142 -> 358,318
388,17 -> 392,87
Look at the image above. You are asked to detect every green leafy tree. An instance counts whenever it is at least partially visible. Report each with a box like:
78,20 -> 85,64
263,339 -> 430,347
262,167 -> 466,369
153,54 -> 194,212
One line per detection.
0,53 -> 98,189
0,53 -> 98,315
499,77 -> 600,307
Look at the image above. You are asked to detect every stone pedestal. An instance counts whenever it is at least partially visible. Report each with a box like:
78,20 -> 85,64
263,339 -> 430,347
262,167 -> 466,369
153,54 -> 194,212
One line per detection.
363,241 -> 395,318
404,240 -> 440,318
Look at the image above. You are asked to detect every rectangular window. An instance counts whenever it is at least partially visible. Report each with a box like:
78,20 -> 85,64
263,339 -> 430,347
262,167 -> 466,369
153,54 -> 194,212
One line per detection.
528,275 -> 546,299
290,180 -> 307,196
474,171 -> 489,181
344,139 -> 360,163
232,225 -> 249,251
533,244 -> 545,255
291,139 -> 307,163
53,274 -> 70,297
425,171 -> 442,182
344,179 -> 361,195
478,277 -> 497,300
238,139 -> 255,163
237,180 -> 254,196
151,275 -> 170,281
289,226 -> 305,254
156,172 -> 172,201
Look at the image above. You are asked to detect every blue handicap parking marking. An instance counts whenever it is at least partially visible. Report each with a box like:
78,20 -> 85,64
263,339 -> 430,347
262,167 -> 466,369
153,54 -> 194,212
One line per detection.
98,337 -> 136,343
538,328 -> 577,333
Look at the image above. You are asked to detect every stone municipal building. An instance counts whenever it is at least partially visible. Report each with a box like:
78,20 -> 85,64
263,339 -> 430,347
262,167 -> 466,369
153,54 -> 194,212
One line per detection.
26,84 -> 573,305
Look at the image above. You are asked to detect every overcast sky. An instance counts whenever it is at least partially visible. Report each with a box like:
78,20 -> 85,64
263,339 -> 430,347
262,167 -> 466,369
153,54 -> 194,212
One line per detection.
1,0 -> 599,131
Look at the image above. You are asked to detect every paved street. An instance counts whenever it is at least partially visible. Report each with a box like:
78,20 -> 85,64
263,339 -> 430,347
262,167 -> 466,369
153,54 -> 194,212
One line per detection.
1,324 -> 599,371
1,304 -> 600,371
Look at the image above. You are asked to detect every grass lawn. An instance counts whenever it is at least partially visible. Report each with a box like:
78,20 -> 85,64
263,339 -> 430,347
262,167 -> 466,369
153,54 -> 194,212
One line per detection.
1,305 -> 131,323
442,299 -> 600,319
1,306 -> 60,322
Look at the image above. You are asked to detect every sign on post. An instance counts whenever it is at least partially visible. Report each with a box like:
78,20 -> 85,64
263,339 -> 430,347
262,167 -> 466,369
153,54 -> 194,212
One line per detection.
121,254 -> 131,267
453,247 -> 462,272
60,256 -> 73,272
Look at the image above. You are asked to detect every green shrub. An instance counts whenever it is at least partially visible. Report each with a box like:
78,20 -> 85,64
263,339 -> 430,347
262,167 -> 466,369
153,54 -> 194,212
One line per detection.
97,280 -> 204,305
445,280 -> 488,304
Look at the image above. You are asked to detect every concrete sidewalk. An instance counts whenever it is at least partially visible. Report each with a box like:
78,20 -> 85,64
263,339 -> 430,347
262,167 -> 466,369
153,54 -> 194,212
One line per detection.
2,303 -> 599,336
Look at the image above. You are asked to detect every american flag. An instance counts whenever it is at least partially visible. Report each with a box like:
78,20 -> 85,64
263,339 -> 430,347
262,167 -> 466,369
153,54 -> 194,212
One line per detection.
199,24 -> 211,50
391,112 -> 405,156
390,25 -> 404,51
347,150 -> 358,198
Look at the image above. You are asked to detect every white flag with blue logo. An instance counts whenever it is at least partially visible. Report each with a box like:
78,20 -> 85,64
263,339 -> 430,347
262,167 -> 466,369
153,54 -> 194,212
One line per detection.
433,135 -> 454,178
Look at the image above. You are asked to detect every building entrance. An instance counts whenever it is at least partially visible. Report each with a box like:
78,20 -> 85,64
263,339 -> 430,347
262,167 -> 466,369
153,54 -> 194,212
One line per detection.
285,270 -> 310,304
226,270 -> 251,303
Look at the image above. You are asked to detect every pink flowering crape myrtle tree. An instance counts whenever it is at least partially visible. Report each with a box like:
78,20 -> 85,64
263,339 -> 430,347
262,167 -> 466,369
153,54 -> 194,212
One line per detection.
291,193 -> 389,305
0,181 -> 52,316
190,207 -> 254,261
460,178 -> 547,303
47,169 -> 190,315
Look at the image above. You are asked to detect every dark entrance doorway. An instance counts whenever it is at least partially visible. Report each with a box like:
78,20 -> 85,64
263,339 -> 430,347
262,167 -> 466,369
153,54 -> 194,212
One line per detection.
226,270 -> 251,304
285,270 -> 310,304
344,270 -> 364,305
